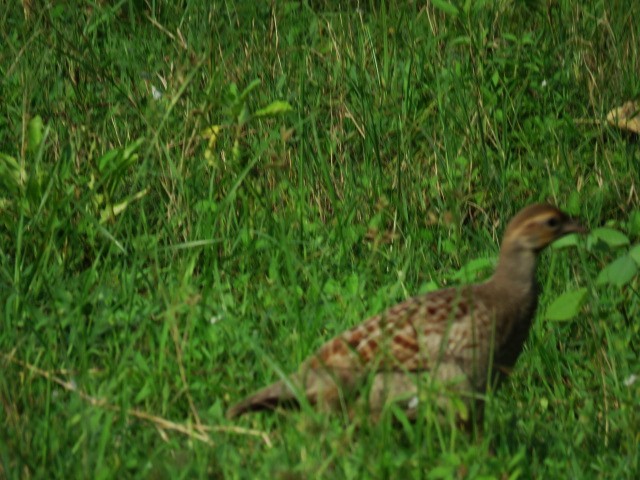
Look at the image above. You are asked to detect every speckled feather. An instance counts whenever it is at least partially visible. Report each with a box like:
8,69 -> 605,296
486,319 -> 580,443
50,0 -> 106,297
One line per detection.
309,286 -> 493,374
226,204 -> 585,421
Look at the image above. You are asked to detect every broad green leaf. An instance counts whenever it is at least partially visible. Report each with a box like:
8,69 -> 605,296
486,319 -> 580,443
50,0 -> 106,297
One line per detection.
545,288 -> 587,321
431,0 -> 459,17
596,255 -> 637,287
629,244 -> 640,265
451,257 -> 496,281
27,115 -> 43,153
254,100 -> 293,118
591,227 -> 630,248
552,233 -> 580,249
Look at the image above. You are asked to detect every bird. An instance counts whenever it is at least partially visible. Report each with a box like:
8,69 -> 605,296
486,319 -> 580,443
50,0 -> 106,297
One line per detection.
226,204 -> 585,423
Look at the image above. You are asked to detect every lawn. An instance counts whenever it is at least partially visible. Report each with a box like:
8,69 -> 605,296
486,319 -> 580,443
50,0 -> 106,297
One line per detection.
1,1 -> 639,478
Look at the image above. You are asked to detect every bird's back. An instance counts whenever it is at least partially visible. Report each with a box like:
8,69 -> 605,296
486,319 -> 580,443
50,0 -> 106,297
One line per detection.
306,285 -> 497,389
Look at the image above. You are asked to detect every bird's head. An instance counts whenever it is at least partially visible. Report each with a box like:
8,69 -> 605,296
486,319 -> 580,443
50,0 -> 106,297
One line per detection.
502,204 -> 586,253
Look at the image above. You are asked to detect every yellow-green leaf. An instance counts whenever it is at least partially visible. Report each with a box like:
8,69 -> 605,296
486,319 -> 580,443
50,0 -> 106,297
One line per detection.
254,100 -> 293,118
28,115 -> 44,153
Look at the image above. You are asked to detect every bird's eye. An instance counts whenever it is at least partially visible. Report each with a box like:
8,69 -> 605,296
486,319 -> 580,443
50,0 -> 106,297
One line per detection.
546,217 -> 560,228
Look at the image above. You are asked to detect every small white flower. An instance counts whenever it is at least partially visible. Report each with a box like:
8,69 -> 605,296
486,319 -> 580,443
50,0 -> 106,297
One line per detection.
407,396 -> 419,410
209,315 -> 223,325
541,79 -> 548,89
152,85 -> 162,100
623,374 -> 637,387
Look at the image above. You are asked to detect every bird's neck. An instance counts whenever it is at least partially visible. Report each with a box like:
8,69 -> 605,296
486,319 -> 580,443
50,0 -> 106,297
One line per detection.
474,242 -> 542,374
480,243 -> 540,329
492,243 -> 538,293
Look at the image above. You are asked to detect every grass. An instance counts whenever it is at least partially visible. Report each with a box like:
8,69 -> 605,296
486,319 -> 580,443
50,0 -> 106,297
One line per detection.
1,0 -> 639,478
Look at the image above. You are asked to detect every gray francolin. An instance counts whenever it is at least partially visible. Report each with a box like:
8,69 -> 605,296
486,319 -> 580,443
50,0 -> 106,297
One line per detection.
227,204 -> 585,422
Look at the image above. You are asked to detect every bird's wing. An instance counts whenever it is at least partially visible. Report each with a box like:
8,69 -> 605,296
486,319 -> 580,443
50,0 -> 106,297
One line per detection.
309,286 -> 490,374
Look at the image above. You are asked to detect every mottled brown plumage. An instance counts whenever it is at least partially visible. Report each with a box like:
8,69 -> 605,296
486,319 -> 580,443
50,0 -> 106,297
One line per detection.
227,204 -> 585,421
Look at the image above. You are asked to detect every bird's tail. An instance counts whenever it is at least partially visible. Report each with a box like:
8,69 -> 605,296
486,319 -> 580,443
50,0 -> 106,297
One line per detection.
226,380 -> 298,419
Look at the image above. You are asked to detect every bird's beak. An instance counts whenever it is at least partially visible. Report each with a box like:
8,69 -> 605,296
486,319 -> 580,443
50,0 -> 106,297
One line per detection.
562,218 -> 587,235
